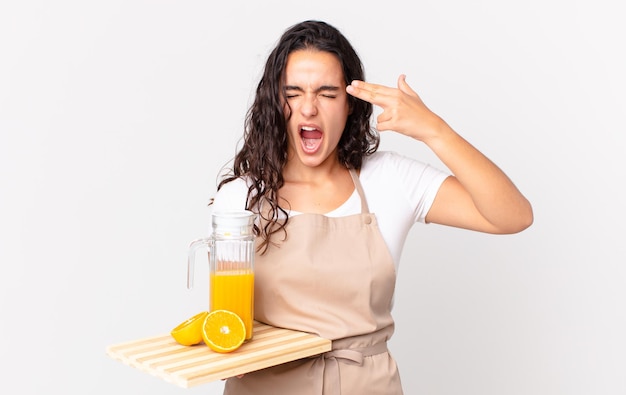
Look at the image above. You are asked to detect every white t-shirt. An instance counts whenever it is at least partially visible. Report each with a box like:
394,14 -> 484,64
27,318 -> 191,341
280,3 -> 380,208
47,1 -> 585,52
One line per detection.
210,150 -> 449,271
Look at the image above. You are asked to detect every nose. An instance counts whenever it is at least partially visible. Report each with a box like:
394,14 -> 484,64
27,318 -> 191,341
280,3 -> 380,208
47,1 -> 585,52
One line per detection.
300,94 -> 318,117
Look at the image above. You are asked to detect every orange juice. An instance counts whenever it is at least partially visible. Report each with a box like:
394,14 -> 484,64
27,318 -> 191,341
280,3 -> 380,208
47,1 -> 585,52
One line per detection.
210,270 -> 254,340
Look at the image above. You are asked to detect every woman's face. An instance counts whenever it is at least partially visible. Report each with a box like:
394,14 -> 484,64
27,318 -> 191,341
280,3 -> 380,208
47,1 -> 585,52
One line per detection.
282,49 -> 350,169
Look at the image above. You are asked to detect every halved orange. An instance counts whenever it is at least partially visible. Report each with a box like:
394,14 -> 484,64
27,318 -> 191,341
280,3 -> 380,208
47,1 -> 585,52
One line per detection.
171,311 -> 209,346
202,309 -> 246,353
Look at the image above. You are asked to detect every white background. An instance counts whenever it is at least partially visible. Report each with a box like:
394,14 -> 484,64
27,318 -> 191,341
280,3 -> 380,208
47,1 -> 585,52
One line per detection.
1,1 -> 624,394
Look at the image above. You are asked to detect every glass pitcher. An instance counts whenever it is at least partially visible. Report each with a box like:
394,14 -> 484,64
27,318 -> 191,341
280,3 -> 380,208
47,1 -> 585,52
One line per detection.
187,210 -> 256,340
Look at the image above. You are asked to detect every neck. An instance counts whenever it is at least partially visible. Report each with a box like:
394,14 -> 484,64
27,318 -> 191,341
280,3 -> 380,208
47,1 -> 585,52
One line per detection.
282,157 -> 346,184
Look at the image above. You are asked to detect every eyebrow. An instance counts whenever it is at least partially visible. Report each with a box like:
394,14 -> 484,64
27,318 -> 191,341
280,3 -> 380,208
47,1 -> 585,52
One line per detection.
283,85 -> 341,93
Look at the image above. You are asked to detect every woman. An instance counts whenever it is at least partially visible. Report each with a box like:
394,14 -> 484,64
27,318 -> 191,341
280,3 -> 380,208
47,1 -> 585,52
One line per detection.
211,20 -> 533,395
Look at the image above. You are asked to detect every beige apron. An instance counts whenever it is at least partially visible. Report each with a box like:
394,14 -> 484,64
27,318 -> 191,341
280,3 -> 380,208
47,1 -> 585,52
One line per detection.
224,169 -> 403,395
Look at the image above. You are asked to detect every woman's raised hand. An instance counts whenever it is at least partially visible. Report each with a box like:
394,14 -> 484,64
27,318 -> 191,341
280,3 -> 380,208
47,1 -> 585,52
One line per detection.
346,74 -> 447,143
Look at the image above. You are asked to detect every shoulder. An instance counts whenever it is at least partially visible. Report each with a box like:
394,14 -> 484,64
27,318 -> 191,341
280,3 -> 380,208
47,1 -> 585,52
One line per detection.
359,150 -> 449,219
217,177 -> 250,194
211,177 -> 251,212
362,150 -> 426,169
361,150 -> 441,181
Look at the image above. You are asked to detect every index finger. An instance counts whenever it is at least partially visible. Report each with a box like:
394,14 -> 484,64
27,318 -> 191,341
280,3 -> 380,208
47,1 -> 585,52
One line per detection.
346,80 -> 390,104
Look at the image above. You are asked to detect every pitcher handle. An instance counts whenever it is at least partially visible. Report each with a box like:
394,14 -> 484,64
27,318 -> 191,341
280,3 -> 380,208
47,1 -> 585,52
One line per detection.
187,237 -> 210,289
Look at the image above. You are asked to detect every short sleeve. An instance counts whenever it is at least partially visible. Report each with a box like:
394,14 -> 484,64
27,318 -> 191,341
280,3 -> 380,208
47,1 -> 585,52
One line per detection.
211,177 -> 251,213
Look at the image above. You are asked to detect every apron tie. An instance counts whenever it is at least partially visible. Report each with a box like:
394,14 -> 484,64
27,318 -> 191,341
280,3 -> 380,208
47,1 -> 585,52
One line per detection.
320,341 -> 389,395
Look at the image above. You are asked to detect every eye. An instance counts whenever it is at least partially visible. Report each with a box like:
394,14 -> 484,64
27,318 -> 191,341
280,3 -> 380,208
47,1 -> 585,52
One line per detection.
320,94 -> 337,99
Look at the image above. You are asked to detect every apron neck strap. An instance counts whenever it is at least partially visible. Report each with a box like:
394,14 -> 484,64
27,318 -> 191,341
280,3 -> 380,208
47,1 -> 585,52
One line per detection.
348,168 -> 370,214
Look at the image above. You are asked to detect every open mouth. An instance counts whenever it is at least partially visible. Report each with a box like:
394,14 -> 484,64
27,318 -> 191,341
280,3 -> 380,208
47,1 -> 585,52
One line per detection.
300,126 -> 323,153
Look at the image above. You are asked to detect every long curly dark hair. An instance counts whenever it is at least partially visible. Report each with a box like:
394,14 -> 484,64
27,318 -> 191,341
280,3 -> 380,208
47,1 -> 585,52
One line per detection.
216,20 -> 379,253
